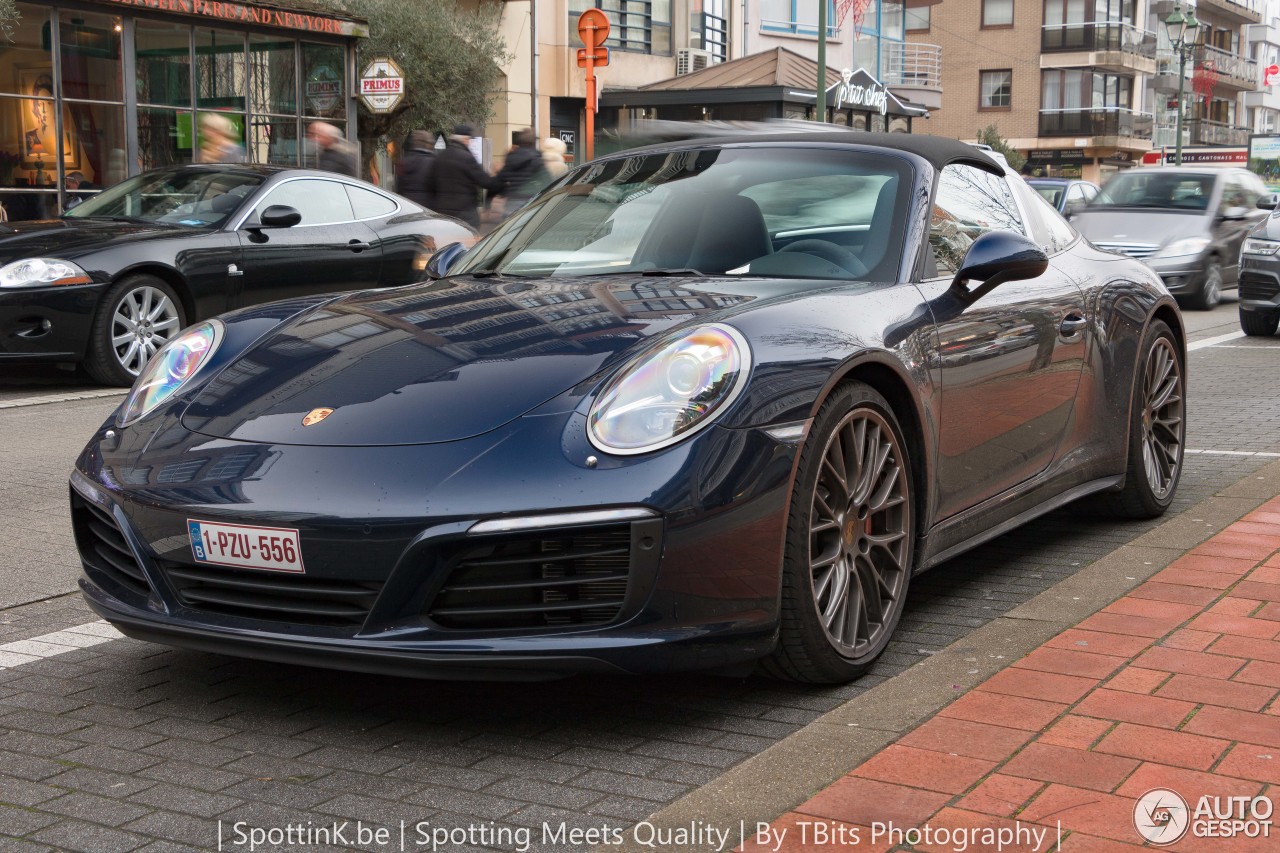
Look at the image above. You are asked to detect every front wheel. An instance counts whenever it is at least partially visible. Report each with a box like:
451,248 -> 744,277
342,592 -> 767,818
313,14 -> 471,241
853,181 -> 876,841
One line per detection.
1187,261 -> 1222,311
1088,320 -> 1185,519
1240,308 -> 1280,337
764,382 -> 915,684
84,275 -> 186,386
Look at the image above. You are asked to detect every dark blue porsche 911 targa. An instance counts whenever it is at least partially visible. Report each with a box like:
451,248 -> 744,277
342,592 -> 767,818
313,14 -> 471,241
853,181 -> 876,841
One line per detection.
70,132 -> 1186,683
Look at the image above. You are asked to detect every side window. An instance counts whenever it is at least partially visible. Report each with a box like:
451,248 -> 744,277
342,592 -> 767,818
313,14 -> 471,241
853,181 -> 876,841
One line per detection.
1082,184 -> 1099,202
928,164 -> 1025,277
252,179 -> 354,225
1220,177 -> 1251,213
1010,177 -> 1077,256
346,184 -> 398,219
1064,184 -> 1085,206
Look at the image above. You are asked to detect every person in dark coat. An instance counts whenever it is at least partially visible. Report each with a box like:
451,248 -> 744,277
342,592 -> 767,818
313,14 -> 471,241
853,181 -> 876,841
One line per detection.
307,121 -> 360,177
426,125 -> 502,229
395,130 -> 436,207
492,128 -> 548,216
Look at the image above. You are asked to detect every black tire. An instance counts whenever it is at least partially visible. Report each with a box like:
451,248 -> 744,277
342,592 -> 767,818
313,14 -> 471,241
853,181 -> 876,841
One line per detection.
1087,320 -> 1185,519
84,275 -> 187,387
763,382 -> 915,684
1187,260 -> 1222,311
1240,308 -> 1280,337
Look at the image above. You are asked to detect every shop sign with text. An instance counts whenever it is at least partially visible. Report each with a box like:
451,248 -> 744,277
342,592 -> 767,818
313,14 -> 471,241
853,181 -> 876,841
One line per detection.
94,0 -> 370,37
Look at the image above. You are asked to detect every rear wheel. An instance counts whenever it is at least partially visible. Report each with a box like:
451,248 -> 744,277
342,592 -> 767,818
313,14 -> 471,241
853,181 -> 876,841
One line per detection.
1088,320 -> 1185,519
1187,260 -> 1222,311
84,275 -> 186,386
1240,308 -> 1280,337
764,383 -> 914,684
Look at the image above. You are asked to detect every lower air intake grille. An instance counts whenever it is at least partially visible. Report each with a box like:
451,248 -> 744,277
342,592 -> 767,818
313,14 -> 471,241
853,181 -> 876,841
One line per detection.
1239,272 -> 1280,302
160,563 -> 383,628
71,495 -> 151,597
427,524 -> 636,630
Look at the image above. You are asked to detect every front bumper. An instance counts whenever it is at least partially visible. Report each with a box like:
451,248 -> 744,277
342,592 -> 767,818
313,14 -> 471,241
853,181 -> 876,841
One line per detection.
71,411 -> 800,678
1237,263 -> 1280,313
0,282 -> 104,362
1143,255 -> 1207,297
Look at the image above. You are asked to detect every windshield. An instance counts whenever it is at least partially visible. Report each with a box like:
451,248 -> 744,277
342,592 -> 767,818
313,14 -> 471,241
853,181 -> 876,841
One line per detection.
453,147 -> 914,281
65,168 -> 264,227
1091,171 -> 1217,211
1032,183 -> 1064,208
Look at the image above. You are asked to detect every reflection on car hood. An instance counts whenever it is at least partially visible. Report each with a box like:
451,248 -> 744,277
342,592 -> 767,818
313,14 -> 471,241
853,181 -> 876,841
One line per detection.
1073,208 -> 1207,247
181,276 -> 759,447
0,218 -> 200,263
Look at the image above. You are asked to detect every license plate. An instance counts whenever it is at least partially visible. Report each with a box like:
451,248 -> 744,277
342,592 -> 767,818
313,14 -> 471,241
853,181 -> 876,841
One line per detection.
187,519 -> 305,573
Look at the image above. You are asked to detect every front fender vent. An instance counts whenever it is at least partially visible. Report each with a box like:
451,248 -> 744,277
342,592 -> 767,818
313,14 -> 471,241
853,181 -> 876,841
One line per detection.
71,494 -> 152,599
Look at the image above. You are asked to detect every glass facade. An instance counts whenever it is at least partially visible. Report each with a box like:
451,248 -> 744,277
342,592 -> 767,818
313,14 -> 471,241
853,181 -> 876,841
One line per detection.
0,2 -> 355,221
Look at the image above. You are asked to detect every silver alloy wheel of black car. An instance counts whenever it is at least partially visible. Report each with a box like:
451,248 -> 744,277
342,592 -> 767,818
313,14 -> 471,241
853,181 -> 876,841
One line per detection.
809,406 -> 911,655
84,275 -> 188,387
767,382 -> 914,683
1140,334 -> 1184,501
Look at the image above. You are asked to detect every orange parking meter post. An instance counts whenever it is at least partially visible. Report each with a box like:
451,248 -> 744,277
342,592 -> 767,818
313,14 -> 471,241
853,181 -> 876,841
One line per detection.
576,9 -> 610,162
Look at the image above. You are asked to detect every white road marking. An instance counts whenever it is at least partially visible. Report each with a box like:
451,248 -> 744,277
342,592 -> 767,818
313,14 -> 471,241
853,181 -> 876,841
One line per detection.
0,389 -> 126,410
0,620 -> 123,670
1186,449 -> 1280,458
1187,331 -> 1246,351
1204,345 -> 1280,349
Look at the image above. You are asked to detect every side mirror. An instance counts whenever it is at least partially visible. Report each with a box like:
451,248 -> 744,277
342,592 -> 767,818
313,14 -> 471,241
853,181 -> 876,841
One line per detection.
1257,193 -> 1279,211
949,231 -> 1048,305
425,242 -> 468,279
259,205 -> 302,227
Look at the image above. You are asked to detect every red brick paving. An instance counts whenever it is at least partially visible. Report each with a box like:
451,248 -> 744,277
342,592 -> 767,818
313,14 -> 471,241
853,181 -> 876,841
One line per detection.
746,495 -> 1280,851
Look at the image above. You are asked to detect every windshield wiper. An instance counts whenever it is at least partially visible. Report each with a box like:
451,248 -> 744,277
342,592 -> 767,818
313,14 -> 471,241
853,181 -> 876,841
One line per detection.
641,267 -> 704,277
72,215 -> 152,224
467,269 -> 534,279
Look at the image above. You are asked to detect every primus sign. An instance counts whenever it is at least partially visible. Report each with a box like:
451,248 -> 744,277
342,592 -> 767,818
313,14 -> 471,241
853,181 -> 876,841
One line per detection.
360,58 -> 406,114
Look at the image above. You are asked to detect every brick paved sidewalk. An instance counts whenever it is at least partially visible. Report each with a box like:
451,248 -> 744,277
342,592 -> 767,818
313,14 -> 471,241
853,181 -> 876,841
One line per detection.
746,497 -> 1280,852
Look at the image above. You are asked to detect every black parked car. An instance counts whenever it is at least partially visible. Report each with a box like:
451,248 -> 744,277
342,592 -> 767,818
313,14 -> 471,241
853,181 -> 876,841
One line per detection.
0,165 -> 474,385
71,132 -> 1186,683
1236,193 -> 1280,337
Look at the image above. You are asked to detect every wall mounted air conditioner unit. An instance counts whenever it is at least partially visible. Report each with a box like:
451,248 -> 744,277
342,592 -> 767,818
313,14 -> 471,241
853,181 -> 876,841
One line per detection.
677,48 -> 715,75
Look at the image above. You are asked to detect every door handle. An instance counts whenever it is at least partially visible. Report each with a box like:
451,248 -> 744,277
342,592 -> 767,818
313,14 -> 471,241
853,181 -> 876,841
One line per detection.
347,240 -> 371,252
1059,313 -> 1087,338
227,263 -> 244,277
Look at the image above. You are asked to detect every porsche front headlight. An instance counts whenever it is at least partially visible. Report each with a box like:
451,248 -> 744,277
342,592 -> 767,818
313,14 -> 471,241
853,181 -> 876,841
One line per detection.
118,321 -> 223,426
0,258 -> 91,288
588,324 -> 750,455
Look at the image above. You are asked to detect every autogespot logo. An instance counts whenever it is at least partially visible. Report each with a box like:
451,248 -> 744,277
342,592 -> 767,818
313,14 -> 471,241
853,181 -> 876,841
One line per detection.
1134,788 -> 1190,845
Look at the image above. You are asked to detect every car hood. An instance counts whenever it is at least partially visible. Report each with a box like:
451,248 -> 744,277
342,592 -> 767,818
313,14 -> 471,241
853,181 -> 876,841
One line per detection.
1072,208 -> 1208,247
180,276 -> 760,447
1249,212 -> 1280,240
0,218 -> 199,262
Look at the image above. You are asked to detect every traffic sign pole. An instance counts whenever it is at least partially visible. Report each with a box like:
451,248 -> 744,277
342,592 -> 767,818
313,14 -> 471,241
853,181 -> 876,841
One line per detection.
576,10 -> 611,162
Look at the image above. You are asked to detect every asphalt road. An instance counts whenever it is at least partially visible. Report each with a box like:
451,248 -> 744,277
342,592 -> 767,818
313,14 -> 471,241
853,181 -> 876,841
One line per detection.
1,295 -> 1277,852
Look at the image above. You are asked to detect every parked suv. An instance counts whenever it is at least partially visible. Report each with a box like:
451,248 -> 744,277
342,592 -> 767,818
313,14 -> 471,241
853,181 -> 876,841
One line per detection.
1072,167 -> 1269,310
1237,194 -> 1280,336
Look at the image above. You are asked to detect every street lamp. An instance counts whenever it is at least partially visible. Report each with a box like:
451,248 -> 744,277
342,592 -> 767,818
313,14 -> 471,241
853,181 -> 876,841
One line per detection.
1163,3 -> 1200,166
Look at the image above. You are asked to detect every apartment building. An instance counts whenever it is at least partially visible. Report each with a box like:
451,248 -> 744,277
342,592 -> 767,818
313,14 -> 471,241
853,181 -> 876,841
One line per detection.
1246,0 -> 1280,134
910,0 -> 1264,183
482,0 -> 942,167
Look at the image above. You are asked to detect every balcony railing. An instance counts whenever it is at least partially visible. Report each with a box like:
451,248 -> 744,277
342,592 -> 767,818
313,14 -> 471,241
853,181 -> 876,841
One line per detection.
1039,107 -> 1154,139
760,19 -> 841,38
1194,0 -> 1264,24
1041,21 -> 1156,56
881,42 -> 941,89
1189,118 -> 1251,146
1193,44 -> 1259,88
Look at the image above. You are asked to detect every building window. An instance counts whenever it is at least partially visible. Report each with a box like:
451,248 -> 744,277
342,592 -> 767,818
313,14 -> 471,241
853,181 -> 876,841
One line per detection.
760,0 -> 839,38
569,0 -> 672,54
982,0 -> 1014,28
906,6 -> 931,32
694,0 -> 729,63
980,70 -> 1013,110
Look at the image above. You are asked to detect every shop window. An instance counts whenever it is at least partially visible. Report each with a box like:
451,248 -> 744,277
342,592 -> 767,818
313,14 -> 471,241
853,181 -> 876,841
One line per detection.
303,44 -> 346,119
0,3 -> 53,97
250,35 -> 298,116
62,101 -> 127,202
138,107 -> 195,171
137,20 -> 192,108
59,11 -> 124,103
249,116 -> 300,166
197,28 -> 246,110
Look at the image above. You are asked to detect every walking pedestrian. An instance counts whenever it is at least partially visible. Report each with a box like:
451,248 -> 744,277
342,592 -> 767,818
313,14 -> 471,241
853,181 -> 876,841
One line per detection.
542,136 -> 568,179
395,130 -> 436,207
198,113 -> 246,164
307,121 -> 360,177
425,124 -> 502,229
492,128 -> 549,216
